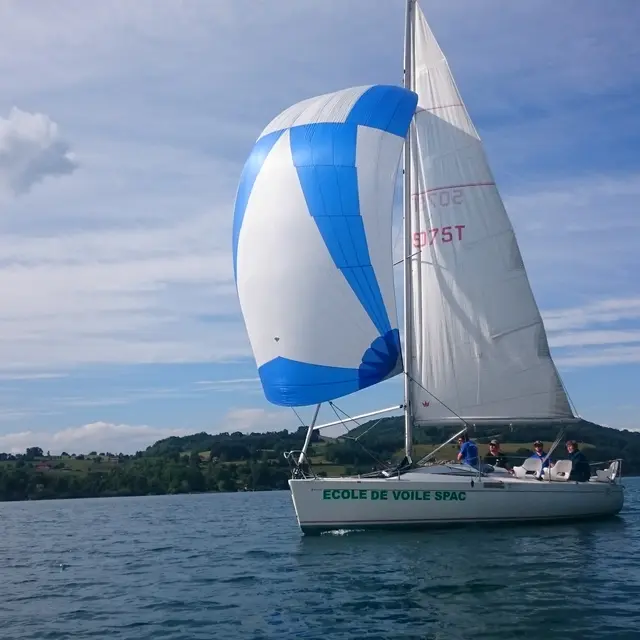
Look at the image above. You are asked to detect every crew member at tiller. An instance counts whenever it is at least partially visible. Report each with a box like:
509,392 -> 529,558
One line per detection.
457,433 -> 479,467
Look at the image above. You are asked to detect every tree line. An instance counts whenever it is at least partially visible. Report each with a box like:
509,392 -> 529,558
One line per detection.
0,450 -> 295,502
0,417 -> 636,502
0,428 -> 316,501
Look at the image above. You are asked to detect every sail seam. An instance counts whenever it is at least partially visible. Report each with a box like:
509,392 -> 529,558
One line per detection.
412,181 -> 495,197
490,320 -> 540,340
425,103 -> 463,110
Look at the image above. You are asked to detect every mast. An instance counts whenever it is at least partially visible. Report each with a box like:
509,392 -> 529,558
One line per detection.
402,0 -> 415,461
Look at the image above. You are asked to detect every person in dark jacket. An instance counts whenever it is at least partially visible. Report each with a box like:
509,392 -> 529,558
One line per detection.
483,439 -> 510,469
566,440 -> 591,482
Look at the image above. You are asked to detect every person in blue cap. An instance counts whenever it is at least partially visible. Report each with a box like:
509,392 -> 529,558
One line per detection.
457,433 -> 479,467
529,440 -> 553,472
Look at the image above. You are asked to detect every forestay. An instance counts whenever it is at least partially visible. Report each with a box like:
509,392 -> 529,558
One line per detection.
407,4 -> 573,424
233,84 -> 418,407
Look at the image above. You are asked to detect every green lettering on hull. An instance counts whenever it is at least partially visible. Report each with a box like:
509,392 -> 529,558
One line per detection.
321,488 -> 466,501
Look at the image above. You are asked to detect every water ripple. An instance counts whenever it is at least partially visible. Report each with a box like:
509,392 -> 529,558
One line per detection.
0,481 -> 639,639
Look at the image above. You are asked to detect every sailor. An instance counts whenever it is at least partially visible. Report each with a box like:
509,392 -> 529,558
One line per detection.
483,439 -> 510,469
457,433 -> 479,467
529,440 -> 552,472
566,440 -> 591,482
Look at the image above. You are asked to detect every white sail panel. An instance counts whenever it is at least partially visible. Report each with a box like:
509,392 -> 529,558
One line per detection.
408,3 -> 573,424
260,86 -> 373,138
233,84 -> 418,407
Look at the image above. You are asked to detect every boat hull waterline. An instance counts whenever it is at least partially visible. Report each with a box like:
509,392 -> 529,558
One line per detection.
289,473 -> 624,535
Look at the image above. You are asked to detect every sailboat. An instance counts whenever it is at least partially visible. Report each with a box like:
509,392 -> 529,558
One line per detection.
232,0 -> 624,534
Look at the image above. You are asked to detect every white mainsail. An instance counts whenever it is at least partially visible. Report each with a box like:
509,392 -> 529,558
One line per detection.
407,2 -> 574,425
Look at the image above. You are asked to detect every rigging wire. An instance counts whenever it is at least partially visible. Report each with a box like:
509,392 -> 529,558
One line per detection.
407,373 -> 472,429
290,406 -> 308,430
327,402 -> 390,441
327,401 -> 393,470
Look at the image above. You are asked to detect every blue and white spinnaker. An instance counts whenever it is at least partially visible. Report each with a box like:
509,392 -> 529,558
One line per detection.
233,84 -> 418,407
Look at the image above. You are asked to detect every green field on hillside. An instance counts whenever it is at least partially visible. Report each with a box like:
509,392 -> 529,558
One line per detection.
0,417 -> 634,502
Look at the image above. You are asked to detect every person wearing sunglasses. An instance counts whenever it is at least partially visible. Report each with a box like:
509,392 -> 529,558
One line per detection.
483,439 -> 510,470
528,440 -> 553,472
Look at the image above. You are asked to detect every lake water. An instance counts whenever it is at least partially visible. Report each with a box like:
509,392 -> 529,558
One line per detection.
2,478 -> 639,639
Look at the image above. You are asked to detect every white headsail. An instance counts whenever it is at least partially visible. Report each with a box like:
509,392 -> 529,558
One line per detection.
408,2 -> 574,424
233,84 -> 418,407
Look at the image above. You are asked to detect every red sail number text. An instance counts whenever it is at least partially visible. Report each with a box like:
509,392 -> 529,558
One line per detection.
413,225 -> 465,247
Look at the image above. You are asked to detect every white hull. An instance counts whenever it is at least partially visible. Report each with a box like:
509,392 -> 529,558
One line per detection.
289,467 -> 624,535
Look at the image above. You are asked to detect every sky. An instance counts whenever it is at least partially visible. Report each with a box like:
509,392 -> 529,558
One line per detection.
0,0 -> 638,454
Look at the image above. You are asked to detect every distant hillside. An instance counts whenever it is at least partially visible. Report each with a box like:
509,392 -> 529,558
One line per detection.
144,427 -> 319,459
349,415 -> 638,448
339,414 -> 640,473
145,414 -> 640,475
0,415 -> 636,503
0,427 -> 322,502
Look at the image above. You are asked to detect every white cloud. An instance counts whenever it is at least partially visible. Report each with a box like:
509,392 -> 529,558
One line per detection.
0,107 -> 76,197
543,298 -> 640,333
503,173 -> 640,300
194,378 -> 261,394
549,330 -> 640,349
0,409 -> 57,421
194,378 -> 259,386
541,298 -> 640,368
0,372 -> 66,381
0,0 -> 634,385
47,379 -> 263,409
0,409 -> 300,455
1,0 -> 636,104
0,378 -> 267,424
555,346 -> 640,369
0,205 -> 251,369
0,421 -> 191,455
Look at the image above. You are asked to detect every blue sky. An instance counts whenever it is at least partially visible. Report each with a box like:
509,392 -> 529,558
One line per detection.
0,0 -> 638,454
